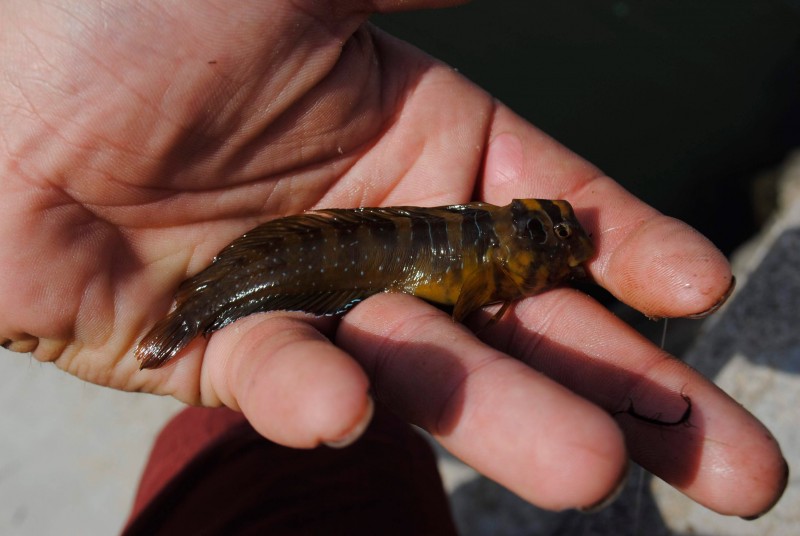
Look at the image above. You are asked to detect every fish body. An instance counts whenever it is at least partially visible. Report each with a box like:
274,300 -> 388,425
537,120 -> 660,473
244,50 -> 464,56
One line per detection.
136,199 -> 594,368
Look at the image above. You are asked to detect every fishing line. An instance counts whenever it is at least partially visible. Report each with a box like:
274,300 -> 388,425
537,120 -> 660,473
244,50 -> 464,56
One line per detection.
632,317 -> 669,535
659,317 -> 669,351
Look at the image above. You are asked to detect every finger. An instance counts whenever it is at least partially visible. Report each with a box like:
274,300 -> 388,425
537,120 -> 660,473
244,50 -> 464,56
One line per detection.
579,185 -> 734,319
479,105 -> 733,318
1,334 -> 39,353
337,293 -> 628,511
370,0 -> 471,12
201,314 -> 373,449
477,289 -> 787,518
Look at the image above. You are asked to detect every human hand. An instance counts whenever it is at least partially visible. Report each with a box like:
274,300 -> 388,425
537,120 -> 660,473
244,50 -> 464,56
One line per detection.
0,0 -> 785,517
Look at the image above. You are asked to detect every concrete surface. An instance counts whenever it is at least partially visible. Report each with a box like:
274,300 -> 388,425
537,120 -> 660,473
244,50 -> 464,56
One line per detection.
0,355 -> 182,534
648,153 -> 800,535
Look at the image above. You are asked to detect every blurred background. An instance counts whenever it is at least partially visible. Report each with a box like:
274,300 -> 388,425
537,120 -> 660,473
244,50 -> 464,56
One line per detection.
374,0 -> 800,253
376,0 -> 800,354
374,3 -> 800,534
2,1 -> 799,534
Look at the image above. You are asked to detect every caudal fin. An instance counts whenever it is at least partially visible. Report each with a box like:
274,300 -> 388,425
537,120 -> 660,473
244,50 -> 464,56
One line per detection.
135,311 -> 199,369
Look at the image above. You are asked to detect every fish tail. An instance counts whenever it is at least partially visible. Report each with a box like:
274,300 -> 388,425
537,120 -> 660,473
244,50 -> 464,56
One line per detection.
135,309 -> 200,369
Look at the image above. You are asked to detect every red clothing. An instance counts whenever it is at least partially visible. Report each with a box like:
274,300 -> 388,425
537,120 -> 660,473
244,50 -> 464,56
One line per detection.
124,406 -> 457,535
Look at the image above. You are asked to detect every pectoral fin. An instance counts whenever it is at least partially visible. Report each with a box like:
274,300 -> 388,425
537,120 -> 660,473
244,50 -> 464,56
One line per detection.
453,271 -> 494,322
455,258 -> 524,328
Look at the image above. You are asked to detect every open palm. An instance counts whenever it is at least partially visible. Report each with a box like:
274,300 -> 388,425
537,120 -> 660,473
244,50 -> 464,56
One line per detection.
0,0 -> 785,516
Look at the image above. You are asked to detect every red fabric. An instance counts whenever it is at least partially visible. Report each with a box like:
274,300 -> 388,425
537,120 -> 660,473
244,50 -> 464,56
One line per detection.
123,406 -> 457,535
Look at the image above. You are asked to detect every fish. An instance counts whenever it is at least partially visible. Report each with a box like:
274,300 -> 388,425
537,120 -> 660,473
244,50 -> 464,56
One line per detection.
135,199 -> 594,369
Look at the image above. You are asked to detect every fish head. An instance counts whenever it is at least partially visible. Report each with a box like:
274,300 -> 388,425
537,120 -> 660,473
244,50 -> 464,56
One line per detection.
506,199 -> 595,292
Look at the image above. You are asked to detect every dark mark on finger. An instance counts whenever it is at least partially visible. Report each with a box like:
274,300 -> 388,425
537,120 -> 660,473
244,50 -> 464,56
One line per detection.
613,393 -> 693,427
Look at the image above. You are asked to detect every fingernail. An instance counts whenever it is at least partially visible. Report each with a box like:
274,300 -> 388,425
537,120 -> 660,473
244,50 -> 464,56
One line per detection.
685,276 -> 736,319
740,457 -> 790,521
2,336 -> 40,353
324,395 -> 375,449
578,461 -> 630,513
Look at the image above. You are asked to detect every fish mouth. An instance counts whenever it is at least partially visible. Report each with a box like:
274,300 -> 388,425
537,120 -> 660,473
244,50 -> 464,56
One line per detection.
569,264 -> 589,281
567,238 -> 595,281
569,235 -> 595,265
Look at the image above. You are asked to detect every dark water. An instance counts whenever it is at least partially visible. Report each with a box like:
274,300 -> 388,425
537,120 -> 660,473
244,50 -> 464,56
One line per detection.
374,0 -> 800,253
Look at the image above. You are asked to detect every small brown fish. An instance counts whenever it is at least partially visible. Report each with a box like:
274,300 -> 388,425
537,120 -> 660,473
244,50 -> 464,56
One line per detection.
135,199 -> 594,369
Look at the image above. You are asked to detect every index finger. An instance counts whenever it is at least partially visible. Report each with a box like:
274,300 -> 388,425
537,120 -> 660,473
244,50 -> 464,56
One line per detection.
478,104 -> 733,318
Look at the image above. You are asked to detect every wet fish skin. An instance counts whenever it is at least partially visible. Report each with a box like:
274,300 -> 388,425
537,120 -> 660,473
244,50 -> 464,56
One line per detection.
135,199 -> 594,369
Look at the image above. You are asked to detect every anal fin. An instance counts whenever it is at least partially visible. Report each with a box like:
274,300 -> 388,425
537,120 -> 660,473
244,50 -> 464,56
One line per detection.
263,289 -> 379,317
206,288 -> 380,333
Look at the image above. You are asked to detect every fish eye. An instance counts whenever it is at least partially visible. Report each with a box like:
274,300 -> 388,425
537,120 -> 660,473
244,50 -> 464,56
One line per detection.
554,222 -> 572,239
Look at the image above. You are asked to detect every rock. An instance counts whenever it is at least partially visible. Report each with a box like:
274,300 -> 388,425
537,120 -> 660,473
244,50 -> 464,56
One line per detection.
650,151 -> 800,535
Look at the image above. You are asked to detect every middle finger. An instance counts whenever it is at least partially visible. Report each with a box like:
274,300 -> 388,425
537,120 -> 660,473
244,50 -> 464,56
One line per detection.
337,293 -> 628,511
